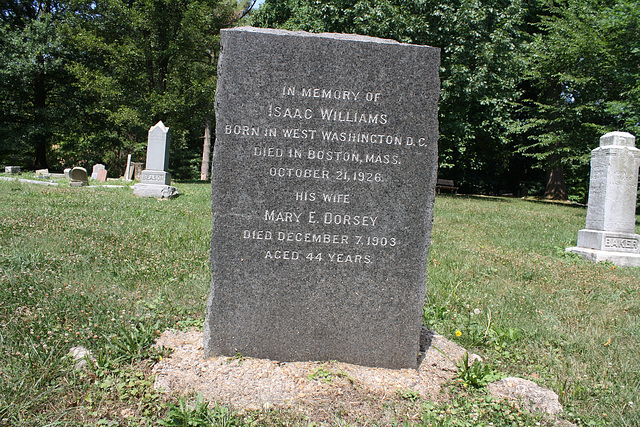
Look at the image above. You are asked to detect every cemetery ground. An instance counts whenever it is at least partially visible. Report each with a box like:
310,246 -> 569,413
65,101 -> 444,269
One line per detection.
0,176 -> 638,426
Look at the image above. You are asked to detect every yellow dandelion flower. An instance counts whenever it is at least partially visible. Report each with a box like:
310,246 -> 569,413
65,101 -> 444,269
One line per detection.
455,330 -> 462,337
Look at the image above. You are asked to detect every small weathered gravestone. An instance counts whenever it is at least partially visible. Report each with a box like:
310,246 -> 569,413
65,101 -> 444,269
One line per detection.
69,167 -> 89,187
204,27 -> 440,369
35,169 -> 49,177
64,168 -> 71,178
97,169 -> 108,182
133,121 -> 178,198
567,131 -> 640,266
5,166 -> 20,174
91,164 -> 106,180
131,162 -> 143,181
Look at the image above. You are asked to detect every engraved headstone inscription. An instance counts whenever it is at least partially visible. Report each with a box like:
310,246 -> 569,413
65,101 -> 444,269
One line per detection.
567,131 -> 640,266
205,27 -> 440,369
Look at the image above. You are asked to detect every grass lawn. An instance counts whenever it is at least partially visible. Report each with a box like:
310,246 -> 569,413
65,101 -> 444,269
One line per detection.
0,177 -> 638,426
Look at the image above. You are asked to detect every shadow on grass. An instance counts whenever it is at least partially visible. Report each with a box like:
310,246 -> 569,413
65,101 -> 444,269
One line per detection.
173,179 -> 211,185
437,192 -> 588,209
436,193 -> 514,203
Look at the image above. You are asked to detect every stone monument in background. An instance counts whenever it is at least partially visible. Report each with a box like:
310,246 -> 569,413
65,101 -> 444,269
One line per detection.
133,121 -> 178,198
69,167 -> 88,187
205,27 -> 440,369
567,131 -> 640,266
5,166 -> 20,174
91,164 -> 105,180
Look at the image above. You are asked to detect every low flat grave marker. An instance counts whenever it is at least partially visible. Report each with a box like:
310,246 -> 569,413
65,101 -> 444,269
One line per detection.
205,27 -> 440,369
5,166 -> 20,174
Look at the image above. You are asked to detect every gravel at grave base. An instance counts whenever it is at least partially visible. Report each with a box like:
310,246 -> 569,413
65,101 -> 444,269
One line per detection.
151,328 -> 479,424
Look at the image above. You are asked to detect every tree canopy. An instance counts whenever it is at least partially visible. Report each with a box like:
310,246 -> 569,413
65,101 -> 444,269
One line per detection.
0,0 -> 238,177
1,0 -> 638,197
251,0 -> 640,199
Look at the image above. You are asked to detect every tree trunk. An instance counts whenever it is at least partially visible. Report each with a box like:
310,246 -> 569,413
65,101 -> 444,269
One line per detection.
544,166 -> 567,200
33,57 -> 48,170
200,118 -> 212,181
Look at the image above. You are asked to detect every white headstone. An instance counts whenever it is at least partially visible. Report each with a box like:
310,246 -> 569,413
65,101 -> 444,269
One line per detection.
124,154 -> 133,181
133,121 -> 178,198
567,132 -> 640,266
145,121 -> 170,172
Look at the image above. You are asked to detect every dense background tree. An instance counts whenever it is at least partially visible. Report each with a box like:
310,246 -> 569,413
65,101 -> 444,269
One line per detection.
65,0 -> 241,178
1,0 -> 638,193
0,1 -> 76,169
251,0 -> 639,199
251,0 -> 541,195
1,0 -> 238,178
515,0 -> 640,200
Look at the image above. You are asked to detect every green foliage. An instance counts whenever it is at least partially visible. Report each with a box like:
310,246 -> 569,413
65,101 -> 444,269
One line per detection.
456,353 -> 503,388
106,321 -> 167,364
251,0 -> 537,194
515,0 -> 640,201
160,394 -> 241,427
307,365 -> 336,383
2,175 -> 640,425
420,391 -> 546,426
307,363 -> 353,385
396,388 -> 420,402
0,2 -> 76,169
0,1 -> 237,178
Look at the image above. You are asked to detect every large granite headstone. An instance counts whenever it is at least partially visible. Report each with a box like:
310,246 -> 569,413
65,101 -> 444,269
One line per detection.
133,121 -> 178,198
567,132 -> 640,266
204,27 -> 440,369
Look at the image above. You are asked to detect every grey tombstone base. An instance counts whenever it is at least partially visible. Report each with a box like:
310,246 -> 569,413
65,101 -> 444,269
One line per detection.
567,132 -> 640,267
205,27 -> 440,369
69,167 -> 89,187
133,121 -> 178,199
132,183 -> 178,199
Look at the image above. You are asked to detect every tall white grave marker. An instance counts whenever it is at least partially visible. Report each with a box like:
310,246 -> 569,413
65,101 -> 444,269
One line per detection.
133,121 -> 178,198
567,132 -> 640,266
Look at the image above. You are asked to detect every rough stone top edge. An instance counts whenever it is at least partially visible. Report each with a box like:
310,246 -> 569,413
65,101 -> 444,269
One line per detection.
150,121 -> 168,133
224,26 -> 438,49
599,131 -> 636,147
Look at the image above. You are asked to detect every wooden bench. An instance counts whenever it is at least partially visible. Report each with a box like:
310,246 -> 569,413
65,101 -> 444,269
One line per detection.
436,179 -> 459,194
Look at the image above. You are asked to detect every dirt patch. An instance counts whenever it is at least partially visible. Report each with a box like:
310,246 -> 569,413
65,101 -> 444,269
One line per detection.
152,328 -> 478,425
